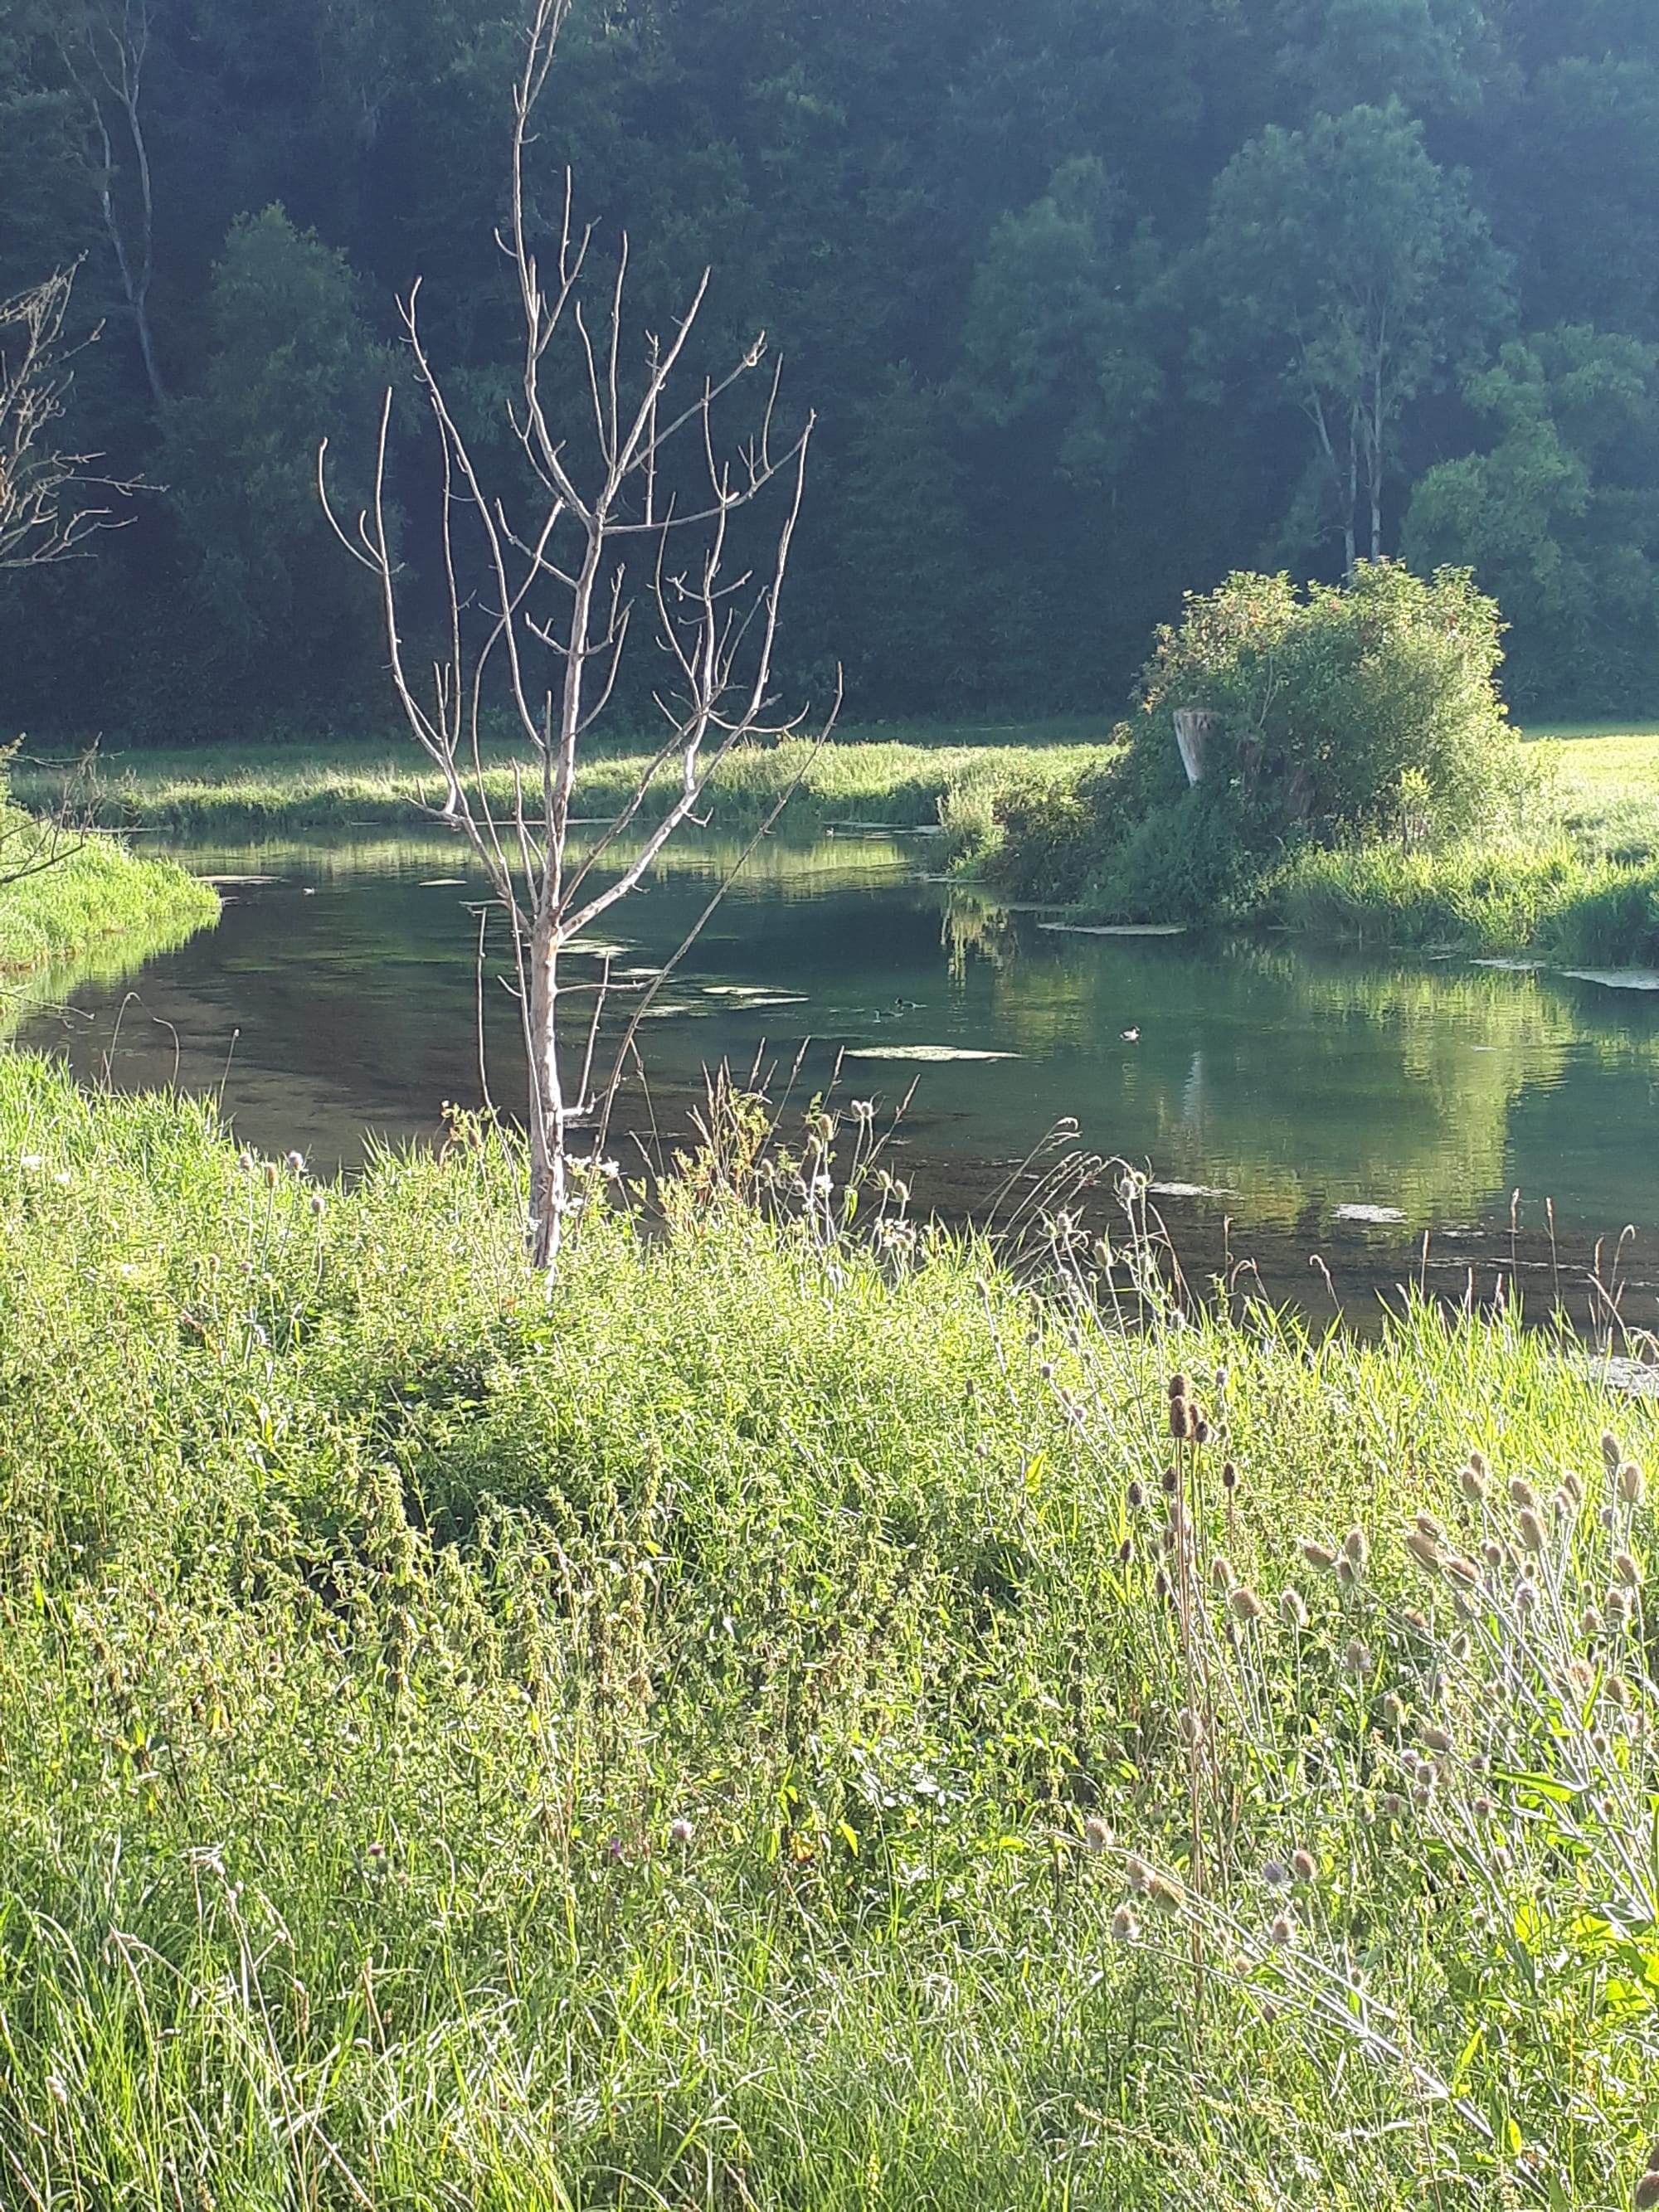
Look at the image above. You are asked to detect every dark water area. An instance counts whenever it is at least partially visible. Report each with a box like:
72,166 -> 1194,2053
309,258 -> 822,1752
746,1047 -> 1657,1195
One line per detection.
14,825 -> 1659,1330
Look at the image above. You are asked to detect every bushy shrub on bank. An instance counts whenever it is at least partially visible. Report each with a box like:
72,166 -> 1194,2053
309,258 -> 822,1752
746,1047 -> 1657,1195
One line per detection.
0,786 -> 219,982
2,1057 -> 1658,2205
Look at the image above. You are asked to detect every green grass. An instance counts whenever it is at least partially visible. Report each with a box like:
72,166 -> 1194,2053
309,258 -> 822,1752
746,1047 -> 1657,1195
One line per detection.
1,1057 -> 1657,2205
12,719 -> 1116,837
0,799 -> 221,1038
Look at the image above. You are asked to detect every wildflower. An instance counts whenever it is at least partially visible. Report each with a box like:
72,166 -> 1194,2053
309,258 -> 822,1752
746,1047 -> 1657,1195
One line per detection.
1290,1848 -> 1316,1883
1261,1859 -> 1290,1888
1111,1904 -> 1140,1942
1211,1554 -> 1237,1593
1516,1507 -> 1547,1554
285,1150 -> 307,1174
1343,1637 -> 1372,1679
1381,1693 -> 1407,1728
1278,1588 -> 1307,1632
1268,1912 -> 1296,1947
1147,1874 -> 1183,1914
1419,1723 -> 1453,1756
1620,1461 -> 1647,1507
1508,1476 -> 1539,1511
1614,1549 -> 1642,1588
1229,1585 -> 1265,1625
1126,1855 -> 1150,1894
1343,1525 -> 1370,1573
309,1191 -> 326,1218
669,1816 -> 695,1846
1300,1539 -> 1336,1572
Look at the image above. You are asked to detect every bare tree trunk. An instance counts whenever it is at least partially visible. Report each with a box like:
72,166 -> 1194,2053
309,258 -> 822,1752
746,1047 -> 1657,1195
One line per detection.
320,0 -> 835,1271
1174,708 -> 1214,786
67,2 -> 165,407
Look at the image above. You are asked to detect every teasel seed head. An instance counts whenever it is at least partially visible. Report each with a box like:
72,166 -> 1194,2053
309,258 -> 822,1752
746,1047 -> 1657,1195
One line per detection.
1160,1465 -> 1179,1495
1170,1398 -> 1196,1441
1414,1512 -> 1447,1544
1448,1632 -> 1472,1662
1459,1462 -> 1487,1505
1637,2174 -> 1659,2212
1262,1858 -> 1290,1886
1403,1607 -> 1432,1637
1268,1912 -> 1296,1947
1148,1873 -> 1183,1914
1565,1658 -> 1595,1699
1230,1585 -> 1265,1624
1380,1791 -> 1405,1819
1607,1586 -> 1632,1627
1492,1845 -> 1514,1874
1153,1568 -> 1170,1604
1335,1555 -> 1359,1591
1343,1637 -> 1372,1679
1084,1816 -> 1112,1853
1177,1706 -> 1204,1746
1111,1903 -> 1140,1942
1290,1848 -> 1316,1882
1517,1507 -> 1547,1553
1420,1723 -> 1453,1756
1301,1539 -> 1336,1572
1126,1855 -> 1150,1894
1405,1529 -> 1443,1571
1615,1549 -> 1642,1588
1412,1782 -> 1433,1808
1343,1525 -> 1370,1571
1222,1458 -> 1238,1492
1473,1794 -> 1494,1820
1619,1461 -> 1647,1507
1509,1476 -> 1540,1512
1381,1693 -> 1407,1728
1469,1448 -> 1488,1479
1562,1468 -> 1584,1508
1606,1674 -> 1633,1711
1193,1416 -> 1214,1446
1515,1580 -> 1540,1615
1278,1587 -> 1308,1632
1644,2137 -> 1659,2176
1602,1431 -> 1622,1474
1444,1554 -> 1480,1587
1414,1759 -> 1437,1789
1482,1539 -> 1504,1571
1126,1480 -> 1146,1510
1582,1603 -> 1606,1637
1211,1554 -> 1237,1593
1167,1373 -> 1191,1403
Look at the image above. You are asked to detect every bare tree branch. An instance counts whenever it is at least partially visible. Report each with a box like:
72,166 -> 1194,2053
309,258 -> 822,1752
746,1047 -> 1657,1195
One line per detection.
0,266 -> 132,569
320,0 -> 836,1270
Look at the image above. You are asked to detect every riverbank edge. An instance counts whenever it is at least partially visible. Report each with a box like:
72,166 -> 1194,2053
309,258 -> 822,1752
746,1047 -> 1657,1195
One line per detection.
0,818 -> 221,981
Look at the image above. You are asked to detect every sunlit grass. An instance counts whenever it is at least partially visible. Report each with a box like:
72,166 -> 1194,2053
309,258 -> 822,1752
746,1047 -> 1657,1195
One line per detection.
0,1060 -> 1656,2205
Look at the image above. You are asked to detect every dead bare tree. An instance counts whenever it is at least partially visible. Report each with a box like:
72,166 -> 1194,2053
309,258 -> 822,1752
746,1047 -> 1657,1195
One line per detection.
61,0 -> 167,408
322,0 -> 833,1271
0,265 -> 124,568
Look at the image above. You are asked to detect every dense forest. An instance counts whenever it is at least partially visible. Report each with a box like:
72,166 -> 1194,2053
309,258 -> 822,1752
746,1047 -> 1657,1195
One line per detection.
2,0 -> 1658,741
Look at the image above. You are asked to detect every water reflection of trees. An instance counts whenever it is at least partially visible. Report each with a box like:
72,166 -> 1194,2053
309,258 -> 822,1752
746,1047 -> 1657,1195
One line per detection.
975,926 -> 1659,1228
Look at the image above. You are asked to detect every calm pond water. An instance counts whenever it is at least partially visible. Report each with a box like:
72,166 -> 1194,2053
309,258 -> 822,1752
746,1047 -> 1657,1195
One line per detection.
13,824 -> 1659,1306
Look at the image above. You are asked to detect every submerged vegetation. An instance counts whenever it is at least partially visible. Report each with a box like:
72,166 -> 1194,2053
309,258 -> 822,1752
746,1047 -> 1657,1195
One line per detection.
0,1059 -> 1656,2204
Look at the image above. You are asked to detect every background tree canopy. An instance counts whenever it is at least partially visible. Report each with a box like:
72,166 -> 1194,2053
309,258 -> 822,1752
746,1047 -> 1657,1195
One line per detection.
2,0 -> 1657,741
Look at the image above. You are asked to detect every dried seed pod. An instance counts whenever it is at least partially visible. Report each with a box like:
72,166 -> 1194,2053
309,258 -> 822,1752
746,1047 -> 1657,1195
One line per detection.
1167,1373 -> 1191,1403
1177,1706 -> 1204,1747
1562,1469 -> 1584,1508
1405,1529 -> 1443,1571
1508,1477 -> 1540,1512
1515,1581 -> 1540,1616
1111,1904 -> 1140,1942
1126,1855 -> 1150,1894
1300,1539 -> 1337,1572
1290,1848 -> 1316,1882
1268,1912 -> 1296,1947
1221,1459 -> 1238,1493
1193,1417 -> 1214,1446
1602,1431 -> 1622,1474
1210,1554 -> 1237,1593
1481,1539 -> 1505,1571
1517,1507 -> 1547,1553
1380,1693 -> 1407,1728
1459,1461 -> 1487,1505
1343,1637 -> 1373,1679
1148,1874 -> 1183,1914
1444,1554 -> 1481,1587
1638,2175 -> 1659,2212
1607,1587 -> 1632,1627
1414,1512 -> 1447,1544
1084,1816 -> 1112,1853
1160,1466 -> 1179,1495
1335,1555 -> 1360,1591
1581,1604 -> 1606,1638
1278,1587 -> 1307,1632
1618,1459 -> 1647,1506
1468,1448 -> 1488,1478
1448,1633 -> 1472,1662
1419,1723 -> 1453,1756
1229,1585 -> 1265,1625
1343,1525 -> 1370,1572
1126,1480 -> 1146,1510
1614,1550 -> 1642,1588
1565,1659 -> 1595,1699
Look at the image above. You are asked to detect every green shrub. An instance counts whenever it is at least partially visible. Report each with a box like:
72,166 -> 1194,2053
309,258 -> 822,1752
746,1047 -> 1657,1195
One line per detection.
1131,561 -> 1519,847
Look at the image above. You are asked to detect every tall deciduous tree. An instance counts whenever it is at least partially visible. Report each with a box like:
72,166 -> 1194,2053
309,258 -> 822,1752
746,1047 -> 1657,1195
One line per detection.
1199,101 -> 1507,570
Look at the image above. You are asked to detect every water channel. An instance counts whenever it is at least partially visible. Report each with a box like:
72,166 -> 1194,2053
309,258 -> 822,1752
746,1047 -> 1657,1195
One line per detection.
12,824 -> 1659,1320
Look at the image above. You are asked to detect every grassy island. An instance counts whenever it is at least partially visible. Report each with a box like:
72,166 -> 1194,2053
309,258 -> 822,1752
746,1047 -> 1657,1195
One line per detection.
0,1055 -> 1655,2205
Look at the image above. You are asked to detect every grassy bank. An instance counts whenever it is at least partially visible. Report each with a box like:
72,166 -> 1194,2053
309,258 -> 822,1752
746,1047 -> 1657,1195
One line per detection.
13,719 -> 1114,837
1,1055 -> 1657,2205
0,796 -> 220,1028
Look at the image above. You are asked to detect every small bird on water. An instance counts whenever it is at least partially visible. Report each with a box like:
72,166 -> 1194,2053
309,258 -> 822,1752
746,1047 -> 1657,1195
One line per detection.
1121,1027 -> 1141,1041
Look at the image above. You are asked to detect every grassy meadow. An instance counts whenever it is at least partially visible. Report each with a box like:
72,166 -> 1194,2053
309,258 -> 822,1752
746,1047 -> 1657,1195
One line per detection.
0,1057 -> 1657,2205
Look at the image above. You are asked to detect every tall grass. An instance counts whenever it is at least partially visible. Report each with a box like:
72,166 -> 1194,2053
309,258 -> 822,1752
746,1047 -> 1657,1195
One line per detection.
0,1057 -> 1655,2205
